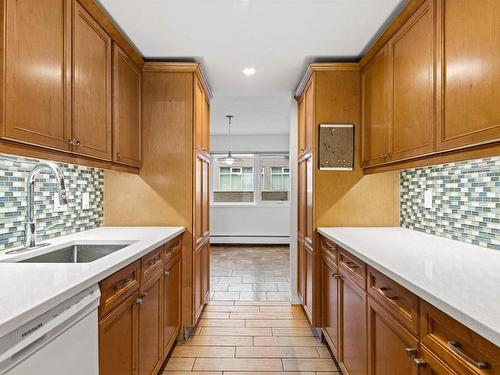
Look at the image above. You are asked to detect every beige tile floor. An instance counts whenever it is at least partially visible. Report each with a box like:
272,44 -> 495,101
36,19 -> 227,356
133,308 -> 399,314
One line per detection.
163,300 -> 341,374
210,245 -> 290,302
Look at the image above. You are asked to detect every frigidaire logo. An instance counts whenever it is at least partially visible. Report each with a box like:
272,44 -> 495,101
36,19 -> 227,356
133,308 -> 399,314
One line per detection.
21,323 -> 43,338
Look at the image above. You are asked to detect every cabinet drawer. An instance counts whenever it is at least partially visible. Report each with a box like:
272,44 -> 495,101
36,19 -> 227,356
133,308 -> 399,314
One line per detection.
99,260 -> 140,318
367,266 -> 419,336
339,248 -> 366,290
141,246 -> 163,282
420,301 -> 500,374
164,236 -> 182,264
320,236 -> 338,264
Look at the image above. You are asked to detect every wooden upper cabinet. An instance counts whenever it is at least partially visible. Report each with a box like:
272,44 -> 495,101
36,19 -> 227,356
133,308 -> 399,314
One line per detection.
202,95 -> 210,153
362,46 -> 390,167
437,0 -> 500,151
304,82 -> 315,150
72,1 -> 112,160
298,97 -> 306,153
2,0 -> 71,151
389,0 -> 435,161
112,43 -> 142,167
194,78 -> 205,152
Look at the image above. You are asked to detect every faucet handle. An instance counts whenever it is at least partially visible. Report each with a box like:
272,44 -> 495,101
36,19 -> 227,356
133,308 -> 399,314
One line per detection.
37,222 -> 64,237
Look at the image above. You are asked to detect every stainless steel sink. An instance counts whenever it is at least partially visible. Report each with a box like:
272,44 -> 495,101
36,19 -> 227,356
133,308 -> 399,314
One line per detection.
19,244 -> 129,263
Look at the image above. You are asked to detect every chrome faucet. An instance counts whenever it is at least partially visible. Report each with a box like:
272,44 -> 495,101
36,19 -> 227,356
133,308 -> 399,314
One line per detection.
25,162 -> 68,248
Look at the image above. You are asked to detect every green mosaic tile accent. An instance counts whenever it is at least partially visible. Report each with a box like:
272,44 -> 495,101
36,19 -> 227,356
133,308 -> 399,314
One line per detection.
400,156 -> 500,250
0,154 -> 103,250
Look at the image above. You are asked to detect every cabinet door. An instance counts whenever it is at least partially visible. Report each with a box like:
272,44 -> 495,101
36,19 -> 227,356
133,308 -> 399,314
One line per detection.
3,0 -> 71,151
72,1 -> 112,160
305,153 -> 314,248
297,240 -> 305,303
202,157 -> 210,240
297,158 -> 306,241
195,153 -> 203,247
437,0 -> 500,151
202,95 -> 210,152
99,291 -> 139,375
367,297 -> 418,375
322,256 -> 339,357
362,46 -> 390,167
339,274 -> 367,375
298,96 -> 306,154
202,242 -> 210,303
138,271 -> 163,375
164,254 -> 181,354
193,246 -> 204,322
304,244 -> 314,321
389,0 -> 435,161
304,82 -> 315,150
194,78 -> 204,151
112,43 -> 142,166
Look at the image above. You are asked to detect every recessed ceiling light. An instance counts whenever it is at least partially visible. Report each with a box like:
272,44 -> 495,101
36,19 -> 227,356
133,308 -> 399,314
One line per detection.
243,67 -> 255,76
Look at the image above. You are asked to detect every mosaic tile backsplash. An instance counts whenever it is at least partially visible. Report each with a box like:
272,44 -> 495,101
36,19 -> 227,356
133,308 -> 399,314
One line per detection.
400,156 -> 500,250
0,154 -> 104,251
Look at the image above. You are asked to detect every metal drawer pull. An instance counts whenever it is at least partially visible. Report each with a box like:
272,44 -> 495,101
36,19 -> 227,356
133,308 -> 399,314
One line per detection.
413,358 -> 427,368
447,341 -> 490,369
114,277 -> 133,291
378,287 -> 399,300
165,271 -> 170,277
136,298 -> 143,305
331,273 -> 342,279
405,348 -> 417,358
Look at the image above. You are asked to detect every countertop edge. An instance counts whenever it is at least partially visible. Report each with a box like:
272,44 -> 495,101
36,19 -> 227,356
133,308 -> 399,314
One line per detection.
317,227 -> 500,348
0,227 -> 185,338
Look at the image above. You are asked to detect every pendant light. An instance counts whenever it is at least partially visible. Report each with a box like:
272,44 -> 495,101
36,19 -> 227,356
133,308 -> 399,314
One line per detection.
216,115 -> 242,165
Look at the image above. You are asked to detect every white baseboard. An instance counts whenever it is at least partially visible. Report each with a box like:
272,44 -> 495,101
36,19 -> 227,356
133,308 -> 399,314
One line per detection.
211,235 -> 290,245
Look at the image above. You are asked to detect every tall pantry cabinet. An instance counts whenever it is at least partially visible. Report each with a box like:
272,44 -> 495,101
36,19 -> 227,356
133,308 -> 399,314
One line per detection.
141,63 -> 211,328
296,64 -> 362,326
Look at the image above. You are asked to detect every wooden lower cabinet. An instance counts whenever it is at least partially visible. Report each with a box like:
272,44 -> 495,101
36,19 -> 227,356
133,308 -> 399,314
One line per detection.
138,270 -> 163,375
304,245 -> 314,321
319,234 -> 500,375
367,297 -> 418,375
163,251 -> 181,354
339,272 -> 367,375
99,290 -> 139,375
321,253 -> 339,357
99,235 -> 182,375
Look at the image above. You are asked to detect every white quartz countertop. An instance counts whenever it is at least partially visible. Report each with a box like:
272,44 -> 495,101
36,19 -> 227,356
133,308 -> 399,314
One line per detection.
0,226 -> 184,337
317,227 -> 500,347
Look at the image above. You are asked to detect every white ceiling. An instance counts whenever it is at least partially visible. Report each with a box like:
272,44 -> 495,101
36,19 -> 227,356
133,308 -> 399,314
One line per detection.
211,96 -> 292,135
98,0 -> 406,97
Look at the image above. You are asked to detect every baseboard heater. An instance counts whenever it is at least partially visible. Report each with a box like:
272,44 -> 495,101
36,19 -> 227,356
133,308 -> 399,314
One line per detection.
210,234 -> 290,244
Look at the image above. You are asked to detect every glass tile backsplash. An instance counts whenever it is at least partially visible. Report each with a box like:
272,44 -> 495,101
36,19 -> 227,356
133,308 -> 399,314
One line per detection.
0,154 -> 104,251
400,156 -> 500,250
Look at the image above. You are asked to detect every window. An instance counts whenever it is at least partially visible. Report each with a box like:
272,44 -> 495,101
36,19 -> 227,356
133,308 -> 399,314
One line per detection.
212,154 -> 255,203
212,153 -> 289,204
260,154 -> 290,202
219,167 -> 253,191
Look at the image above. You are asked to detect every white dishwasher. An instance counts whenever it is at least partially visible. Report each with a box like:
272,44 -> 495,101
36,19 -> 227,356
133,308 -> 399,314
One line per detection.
0,285 -> 100,375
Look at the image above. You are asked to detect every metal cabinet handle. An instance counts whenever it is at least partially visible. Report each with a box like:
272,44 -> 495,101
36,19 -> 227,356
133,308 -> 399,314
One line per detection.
67,139 -> 81,146
75,139 -> 81,146
377,287 -> 399,300
136,298 -> 143,305
147,256 -> 161,267
164,271 -> 170,277
405,348 -> 417,358
413,358 -> 427,368
447,341 -> 490,369
332,274 -> 342,279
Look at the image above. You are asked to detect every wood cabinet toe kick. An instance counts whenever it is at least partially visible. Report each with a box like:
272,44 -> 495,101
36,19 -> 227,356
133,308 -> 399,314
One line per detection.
319,233 -> 500,375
